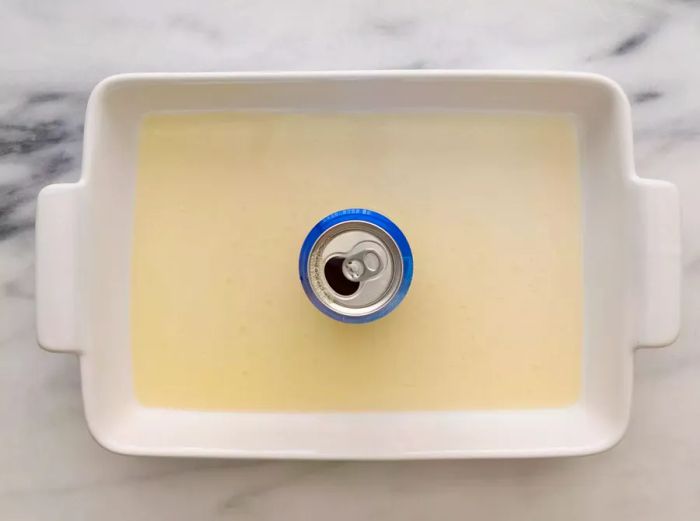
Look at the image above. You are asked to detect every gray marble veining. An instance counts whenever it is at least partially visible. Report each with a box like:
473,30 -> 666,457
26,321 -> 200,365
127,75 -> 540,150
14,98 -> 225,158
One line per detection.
1,0 -> 699,519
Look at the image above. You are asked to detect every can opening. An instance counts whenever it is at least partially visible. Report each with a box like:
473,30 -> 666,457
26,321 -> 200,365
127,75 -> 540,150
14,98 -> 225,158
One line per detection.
324,257 -> 360,296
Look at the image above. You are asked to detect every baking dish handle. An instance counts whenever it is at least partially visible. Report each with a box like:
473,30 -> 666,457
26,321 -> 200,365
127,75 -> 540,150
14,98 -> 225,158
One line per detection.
36,183 -> 82,354
633,178 -> 681,348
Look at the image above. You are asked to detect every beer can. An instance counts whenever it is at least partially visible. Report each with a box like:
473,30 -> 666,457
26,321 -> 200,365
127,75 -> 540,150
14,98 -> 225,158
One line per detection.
299,209 -> 413,323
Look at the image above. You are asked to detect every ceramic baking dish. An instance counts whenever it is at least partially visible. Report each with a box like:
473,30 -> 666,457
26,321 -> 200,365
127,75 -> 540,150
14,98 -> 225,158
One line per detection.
36,71 -> 680,459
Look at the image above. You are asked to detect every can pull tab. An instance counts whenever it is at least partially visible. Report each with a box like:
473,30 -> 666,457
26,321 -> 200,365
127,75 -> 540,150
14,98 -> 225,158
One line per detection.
341,241 -> 385,282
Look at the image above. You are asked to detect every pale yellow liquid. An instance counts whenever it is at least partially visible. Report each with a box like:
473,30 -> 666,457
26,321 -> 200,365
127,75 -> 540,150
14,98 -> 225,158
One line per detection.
132,111 -> 582,411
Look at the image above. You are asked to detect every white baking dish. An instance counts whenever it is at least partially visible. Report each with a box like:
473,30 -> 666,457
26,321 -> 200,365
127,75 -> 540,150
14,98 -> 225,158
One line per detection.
36,71 -> 680,459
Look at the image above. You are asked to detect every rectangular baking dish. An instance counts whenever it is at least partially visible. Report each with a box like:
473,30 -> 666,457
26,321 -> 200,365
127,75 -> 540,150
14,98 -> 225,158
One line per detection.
36,71 -> 681,459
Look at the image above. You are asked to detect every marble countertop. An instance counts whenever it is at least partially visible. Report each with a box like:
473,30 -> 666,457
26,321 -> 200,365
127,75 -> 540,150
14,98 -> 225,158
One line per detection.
1,0 -> 699,519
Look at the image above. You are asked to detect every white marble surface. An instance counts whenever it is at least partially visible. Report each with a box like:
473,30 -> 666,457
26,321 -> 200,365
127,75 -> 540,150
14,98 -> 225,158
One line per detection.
1,0 -> 699,519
